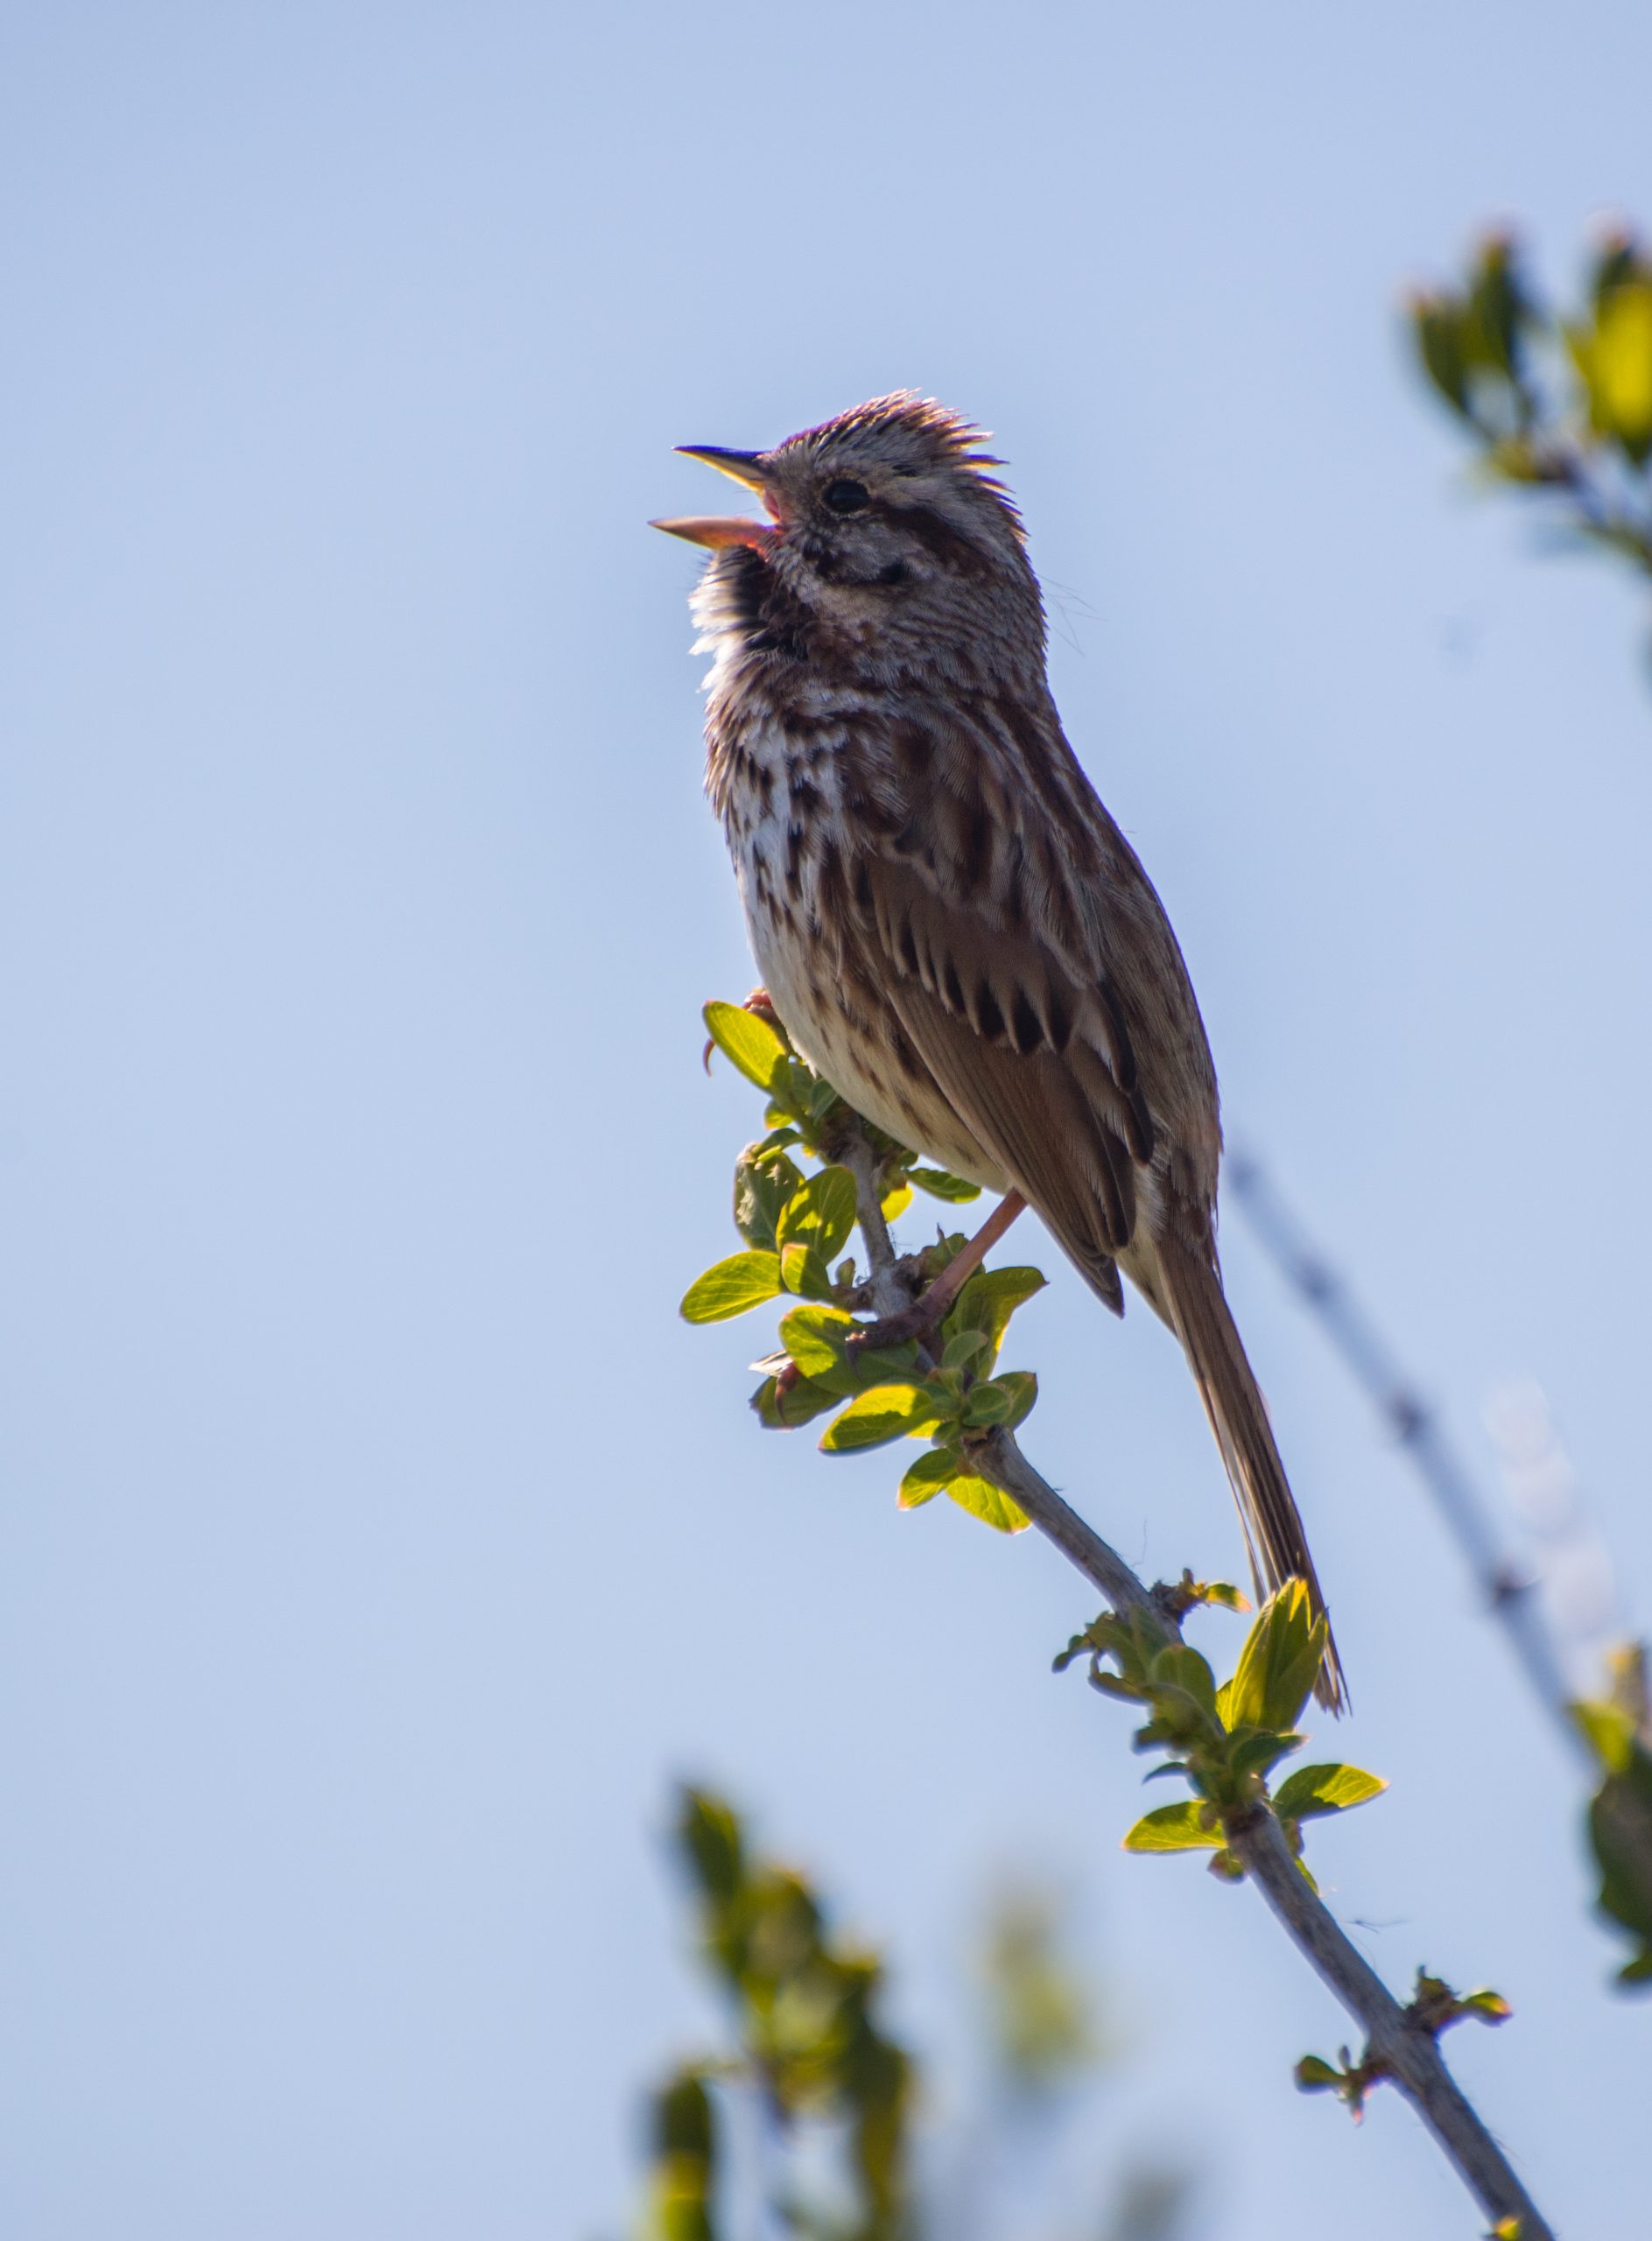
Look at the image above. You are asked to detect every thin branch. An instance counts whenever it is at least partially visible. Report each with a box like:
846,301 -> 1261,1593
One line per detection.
841,1134 -> 1555,2241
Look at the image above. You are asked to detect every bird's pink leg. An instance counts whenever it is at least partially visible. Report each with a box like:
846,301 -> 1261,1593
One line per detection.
850,1190 -> 1027,1351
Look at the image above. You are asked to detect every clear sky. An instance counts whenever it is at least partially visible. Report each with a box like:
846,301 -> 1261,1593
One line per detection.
4,4 -> 1651,2236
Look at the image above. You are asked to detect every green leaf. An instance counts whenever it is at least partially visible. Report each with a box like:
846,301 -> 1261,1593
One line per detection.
909,1166 -> 982,1203
942,1264 -> 1047,1369
777,1303 -> 859,1382
880,1180 -> 914,1223
1198,1579 -> 1250,1613
990,1368 -> 1037,1430
1222,1581 -> 1326,1734
1457,1988 -> 1512,2022
1122,1801 -> 1223,1853
1294,2055 -> 1343,2093
1571,1696 -> 1637,1775
1588,281 -> 1652,461
961,1378 -> 1019,1428
703,1000 -> 788,1092
946,1474 -> 1029,1534
776,1165 -> 859,1262
1272,1763 -> 1388,1823
897,1447 -> 960,1510
820,1383 -> 946,1453
680,1251 -> 784,1323
751,1371 -> 842,1430
1224,1726 -> 1301,1783
676,1787 -> 744,1906
733,1148 -> 805,1250
1412,297 -> 1472,415
778,1241 -> 836,1299
941,1329 -> 990,1371
1148,1645 -> 1220,1723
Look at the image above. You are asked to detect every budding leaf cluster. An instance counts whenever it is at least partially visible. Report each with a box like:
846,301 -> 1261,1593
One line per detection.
1296,1967 -> 1512,2125
1057,1580 -> 1386,1886
683,999 -> 1045,1534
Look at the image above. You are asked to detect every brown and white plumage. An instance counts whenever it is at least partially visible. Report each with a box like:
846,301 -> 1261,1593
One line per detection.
661,393 -> 1346,1711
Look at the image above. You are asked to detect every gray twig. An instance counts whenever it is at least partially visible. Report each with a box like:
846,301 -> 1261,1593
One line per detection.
840,1135 -> 1555,2241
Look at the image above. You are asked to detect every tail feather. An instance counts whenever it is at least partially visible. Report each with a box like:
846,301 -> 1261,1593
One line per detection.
1151,1231 -> 1347,1714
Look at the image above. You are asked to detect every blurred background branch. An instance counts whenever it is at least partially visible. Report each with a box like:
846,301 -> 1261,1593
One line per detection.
637,1788 -> 1193,2241
1230,1149 -> 1652,1987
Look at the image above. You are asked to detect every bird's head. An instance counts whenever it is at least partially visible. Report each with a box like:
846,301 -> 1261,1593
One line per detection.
653,393 -> 1044,675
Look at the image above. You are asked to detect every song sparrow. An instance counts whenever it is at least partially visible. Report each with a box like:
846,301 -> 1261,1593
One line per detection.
656,394 -> 1346,1711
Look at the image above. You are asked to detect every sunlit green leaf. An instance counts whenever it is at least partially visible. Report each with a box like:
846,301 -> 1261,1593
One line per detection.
778,1303 -> 858,1382
1272,1763 -> 1388,1822
681,1251 -> 783,1323
880,1180 -> 914,1223
1457,1988 -> 1512,2022
1221,1581 -> 1325,1734
1587,281 -> 1652,460
1294,2054 -> 1343,2092
1148,1645 -> 1220,1723
1122,1801 -> 1223,1853
946,1474 -> 1029,1534
1571,1696 -> 1638,1775
779,1241 -> 836,1299
897,1447 -> 960,1510
703,1000 -> 788,1092
777,1165 -> 859,1262
819,1383 -> 946,1452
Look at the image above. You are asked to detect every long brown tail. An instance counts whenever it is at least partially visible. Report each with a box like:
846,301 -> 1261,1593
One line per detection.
1151,1230 -> 1347,1713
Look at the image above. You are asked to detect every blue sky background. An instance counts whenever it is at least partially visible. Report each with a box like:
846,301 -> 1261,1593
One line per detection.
4,4 -> 1651,2236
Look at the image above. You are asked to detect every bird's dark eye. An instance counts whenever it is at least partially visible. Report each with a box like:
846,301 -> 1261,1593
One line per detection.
823,477 -> 869,516
876,560 -> 907,587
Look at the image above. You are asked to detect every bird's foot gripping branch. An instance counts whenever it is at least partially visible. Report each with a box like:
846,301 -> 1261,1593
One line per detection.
683,994 -> 1555,2241
682,996 -> 1046,1536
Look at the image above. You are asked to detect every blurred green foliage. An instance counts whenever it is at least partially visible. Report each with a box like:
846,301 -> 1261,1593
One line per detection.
1412,227 -> 1652,1986
1570,1647 -> 1652,1988
646,1785 -> 910,2239
1409,227 -> 1652,628
636,1788 -> 1192,2241
682,1000 -> 1044,1535
981,1883 -> 1095,2091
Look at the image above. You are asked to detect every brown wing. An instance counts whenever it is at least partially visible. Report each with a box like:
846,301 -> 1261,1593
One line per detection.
846,841 -> 1152,1315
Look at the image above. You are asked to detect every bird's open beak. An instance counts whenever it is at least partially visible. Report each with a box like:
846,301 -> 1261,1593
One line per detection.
650,445 -> 781,551
650,514 -> 777,551
674,446 -> 770,491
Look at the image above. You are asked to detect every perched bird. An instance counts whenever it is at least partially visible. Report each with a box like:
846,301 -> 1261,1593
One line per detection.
655,393 -> 1346,1711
